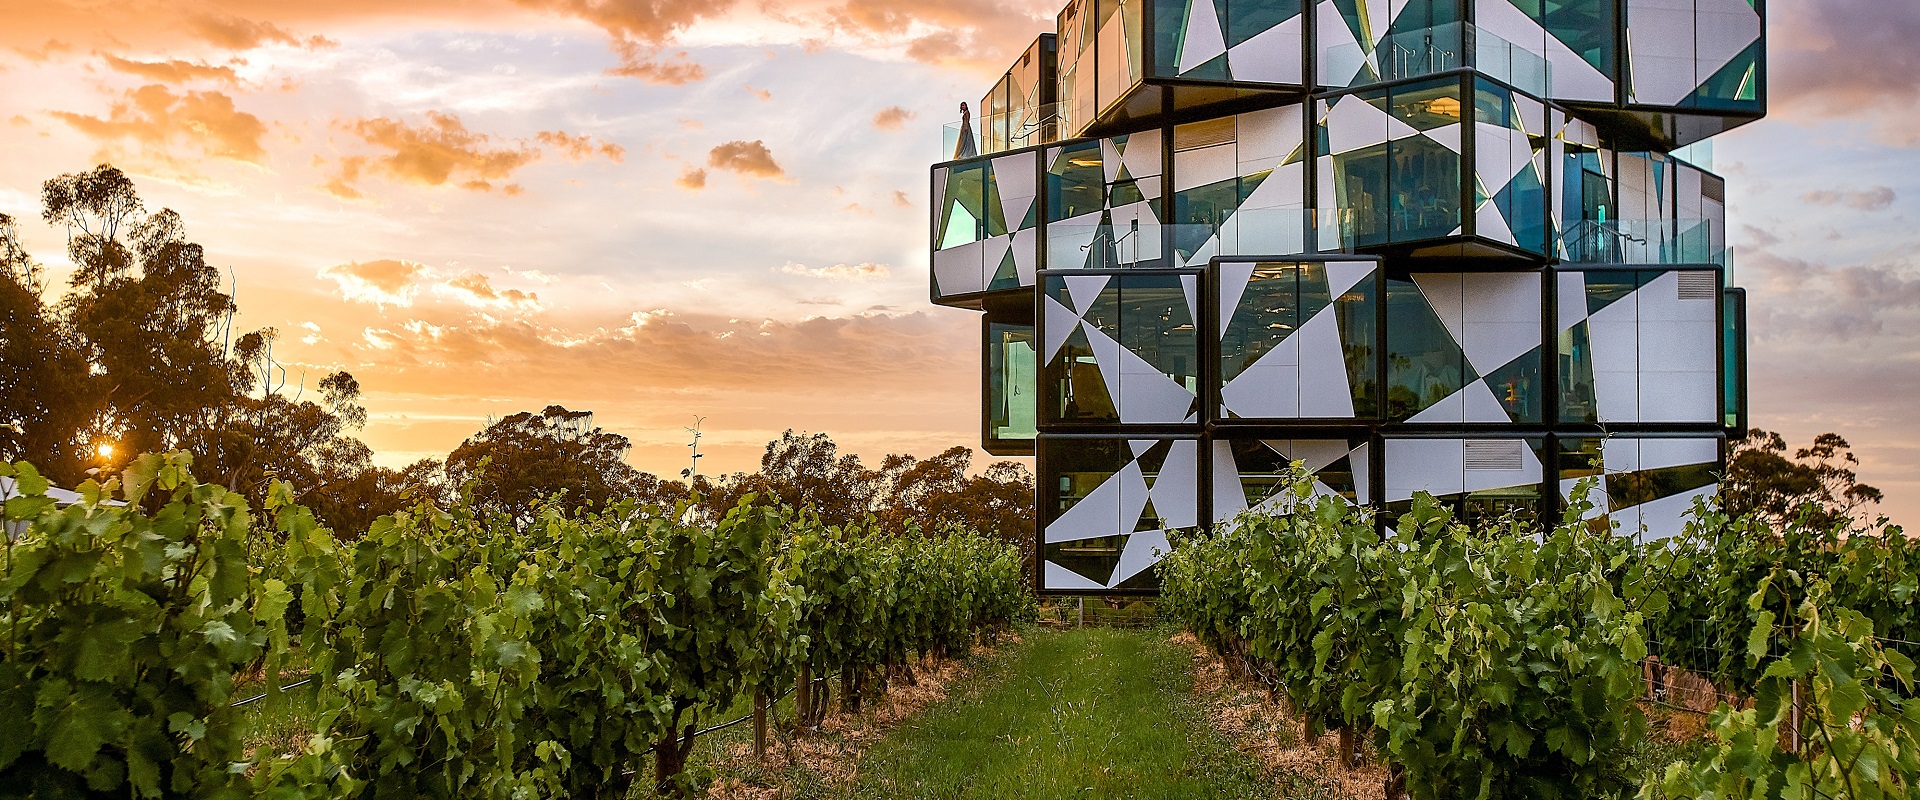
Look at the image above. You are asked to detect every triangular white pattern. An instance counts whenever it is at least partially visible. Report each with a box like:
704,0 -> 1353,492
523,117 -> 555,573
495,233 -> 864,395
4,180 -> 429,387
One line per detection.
1226,15 -> 1303,83
1295,308 -> 1356,418
1460,379 -> 1515,423
1081,324 -> 1130,416
1043,294 -> 1081,363
1406,383 -> 1465,423
1128,439 -> 1155,457
1122,131 -> 1163,179
1326,261 -> 1373,299
1101,138 -> 1124,184
1149,440 -> 1199,529
1476,199 -> 1516,245
1178,0 -> 1229,74
1045,460 -> 1150,544
1694,0 -> 1762,82
1412,273 -> 1466,347
1556,271 -> 1588,331
1314,1 -> 1364,87
1114,342 -> 1200,423
1045,561 -> 1106,590
1047,211 -> 1102,270
1216,262 -> 1258,337
1289,439 -> 1352,473
1349,442 -> 1370,504
1065,274 -> 1111,313
1181,274 -> 1200,333
1422,123 -> 1462,154
1012,228 -> 1037,286
1211,441 -> 1247,524
1108,529 -> 1170,588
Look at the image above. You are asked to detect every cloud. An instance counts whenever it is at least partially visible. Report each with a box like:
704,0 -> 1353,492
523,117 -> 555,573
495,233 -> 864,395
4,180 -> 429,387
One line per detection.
190,14 -> 302,50
323,259 -> 429,306
872,105 -> 915,131
1801,187 -> 1897,211
744,84 -> 772,101
437,272 -> 542,309
891,190 -> 911,207
99,54 -> 239,85
778,262 -> 890,281
535,130 -> 625,162
605,44 -> 707,84
706,139 -> 784,180
330,112 -> 621,196
675,166 -> 708,190
50,84 -> 267,165
1743,248 -> 1920,342
1771,0 -> 1920,145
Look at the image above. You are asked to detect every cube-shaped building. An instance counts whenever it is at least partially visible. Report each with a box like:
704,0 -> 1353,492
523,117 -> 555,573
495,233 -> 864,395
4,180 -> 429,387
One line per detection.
931,0 -> 1759,593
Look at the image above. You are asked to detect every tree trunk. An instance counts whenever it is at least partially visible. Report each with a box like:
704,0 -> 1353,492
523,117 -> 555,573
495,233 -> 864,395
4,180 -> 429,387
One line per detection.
796,664 -> 812,729
1338,727 -> 1356,771
1383,763 -> 1407,800
653,710 -> 698,797
842,668 -> 859,714
752,691 -> 768,760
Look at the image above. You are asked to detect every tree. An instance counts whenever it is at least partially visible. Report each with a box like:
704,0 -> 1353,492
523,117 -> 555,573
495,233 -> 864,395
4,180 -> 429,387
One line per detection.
445,405 -> 644,521
871,446 -> 1034,550
725,429 -> 877,527
0,213 -> 94,484
1722,429 -> 1884,529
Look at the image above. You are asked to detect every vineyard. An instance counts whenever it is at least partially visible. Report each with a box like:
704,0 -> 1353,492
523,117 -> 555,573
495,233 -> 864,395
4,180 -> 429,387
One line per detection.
6,454 -> 1920,799
0,453 -> 1028,799
1162,471 -> 1920,799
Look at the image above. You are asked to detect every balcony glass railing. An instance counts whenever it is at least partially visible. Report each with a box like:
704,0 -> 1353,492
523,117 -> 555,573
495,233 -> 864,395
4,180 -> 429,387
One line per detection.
941,102 -> 1064,160
1557,219 -> 1725,266
1044,209 -> 1357,270
1322,23 -> 1551,97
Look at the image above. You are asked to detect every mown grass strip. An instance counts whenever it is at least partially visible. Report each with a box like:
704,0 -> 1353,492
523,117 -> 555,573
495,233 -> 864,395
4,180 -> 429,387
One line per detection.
849,627 -> 1280,800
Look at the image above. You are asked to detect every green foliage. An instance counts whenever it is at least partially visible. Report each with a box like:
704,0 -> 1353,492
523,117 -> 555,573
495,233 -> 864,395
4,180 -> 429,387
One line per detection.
1643,583 -> 1920,799
1162,469 -> 1648,799
0,454 -> 293,799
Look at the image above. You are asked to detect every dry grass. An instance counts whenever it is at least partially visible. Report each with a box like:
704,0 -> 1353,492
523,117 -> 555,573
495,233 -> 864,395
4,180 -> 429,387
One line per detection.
704,637 -> 1012,799
1172,631 -> 1391,800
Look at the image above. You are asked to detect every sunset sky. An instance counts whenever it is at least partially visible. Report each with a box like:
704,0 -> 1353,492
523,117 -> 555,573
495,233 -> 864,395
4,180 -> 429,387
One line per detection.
3,0 -> 1917,526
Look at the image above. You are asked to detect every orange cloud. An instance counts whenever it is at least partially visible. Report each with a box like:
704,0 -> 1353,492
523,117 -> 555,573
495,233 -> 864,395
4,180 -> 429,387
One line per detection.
872,105 -> 915,130
51,84 -> 267,164
437,272 -> 541,309
99,54 -> 239,85
535,130 -> 625,162
322,259 -> 429,306
744,84 -> 772,101
778,262 -> 890,281
190,14 -> 302,50
706,139 -> 784,180
676,166 -> 709,190
329,113 -> 619,196
605,44 -> 707,84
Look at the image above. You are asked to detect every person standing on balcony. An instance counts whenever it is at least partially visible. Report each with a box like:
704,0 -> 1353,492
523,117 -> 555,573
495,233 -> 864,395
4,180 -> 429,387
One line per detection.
955,102 -> 979,160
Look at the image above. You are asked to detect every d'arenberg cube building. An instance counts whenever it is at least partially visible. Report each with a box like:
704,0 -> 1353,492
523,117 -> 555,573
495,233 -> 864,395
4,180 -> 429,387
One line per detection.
930,0 -> 1761,593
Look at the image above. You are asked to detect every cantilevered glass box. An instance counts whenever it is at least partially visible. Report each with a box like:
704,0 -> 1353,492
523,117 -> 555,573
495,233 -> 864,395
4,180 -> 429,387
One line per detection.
928,0 -> 1760,593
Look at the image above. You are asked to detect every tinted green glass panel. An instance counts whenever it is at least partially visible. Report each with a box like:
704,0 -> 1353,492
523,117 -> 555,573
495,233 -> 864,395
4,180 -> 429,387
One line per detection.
988,322 -> 1038,443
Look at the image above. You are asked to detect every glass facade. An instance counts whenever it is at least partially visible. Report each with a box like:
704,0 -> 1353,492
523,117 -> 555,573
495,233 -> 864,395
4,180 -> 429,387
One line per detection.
930,0 -> 1756,591
986,320 -> 1038,452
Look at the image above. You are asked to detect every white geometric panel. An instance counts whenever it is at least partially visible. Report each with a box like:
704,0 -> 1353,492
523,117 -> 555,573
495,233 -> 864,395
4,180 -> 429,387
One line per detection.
1325,93 -> 1417,155
981,236 -> 1013,285
1128,439 -> 1156,458
1422,124 -> 1462,154
1350,442 -> 1371,505
1048,211 -> 1102,270
1638,437 -> 1719,472
1315,0 -> 1365,87
1385,438 -> 1466,502
1556,271 -> 1589,331
1043,294 -> 1080,362
1294,308 -> 1356,418
1227,15 -> 1304,83
1412,273 -> 1466,346
1627,0 -> 1699,105
1216,261 -> 1258,337
1476,200 -> 1517,246
1045,561 -> 1106,590
1220,330 -> 1300,418
1150,440 -> 1200,529
1109,529 -> 1171,587
933,241 -> 985,297
1211,441 -> 1248,523
1273,439 -> 1353,473
1587,283 -> 1641,423
1045,459 -> 1148,544
1122,129 -> 1164,179
1409,379 -> 1511,424
1101,137 -> 1125,184
1012,228 -> 1038,286
1237,105 -> 1304,169
1064,274 -> 1112,313
1693,0 -> 1761,83
1326,260 -> 1374,299
1629,486 -> 1717,542
1100,328 -> 1197,424
1178,0 -> 1229,74
1459,272 -> 1540,374
1176,143 -> 1238,191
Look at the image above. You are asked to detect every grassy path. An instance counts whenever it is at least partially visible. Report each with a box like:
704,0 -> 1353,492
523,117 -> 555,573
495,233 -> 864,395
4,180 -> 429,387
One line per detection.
845,627 -> 1279,800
